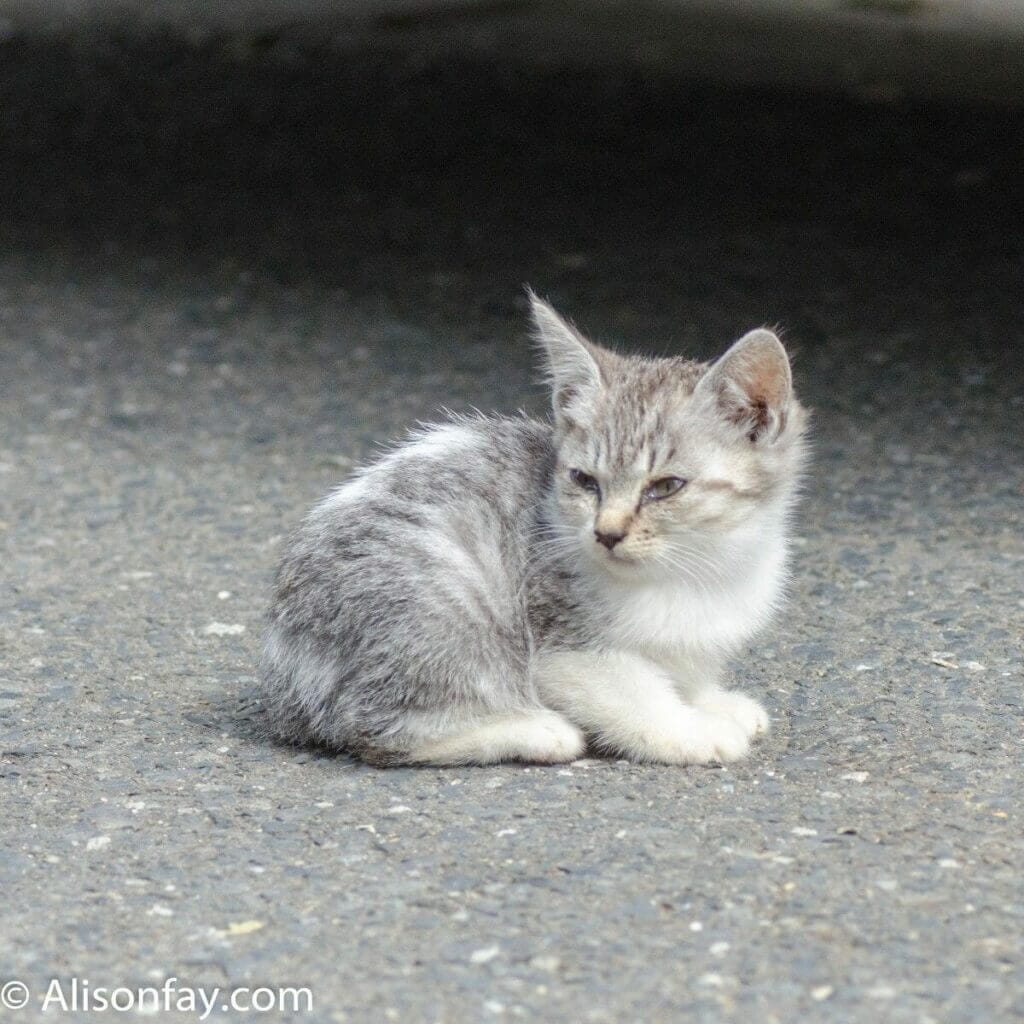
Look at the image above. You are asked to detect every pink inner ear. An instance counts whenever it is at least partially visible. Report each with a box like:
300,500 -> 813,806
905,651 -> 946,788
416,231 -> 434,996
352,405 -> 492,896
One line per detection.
737,351 -> 789,408
723,334 -> 791,410
708,331 -> 792,441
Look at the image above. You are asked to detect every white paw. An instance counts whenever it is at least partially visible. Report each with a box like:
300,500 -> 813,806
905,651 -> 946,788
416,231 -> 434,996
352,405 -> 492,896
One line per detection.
614,708 -> 751,765
516,711 -> 586,764
695,690 -> 770,740
682,709 -> 750,763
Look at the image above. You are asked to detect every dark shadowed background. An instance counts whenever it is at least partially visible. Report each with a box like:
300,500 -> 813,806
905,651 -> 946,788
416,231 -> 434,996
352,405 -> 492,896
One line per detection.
1,4 -> 1022,1022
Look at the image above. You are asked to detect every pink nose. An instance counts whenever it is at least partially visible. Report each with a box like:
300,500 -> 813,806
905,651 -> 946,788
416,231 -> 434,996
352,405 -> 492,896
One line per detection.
595,530 -> 625,550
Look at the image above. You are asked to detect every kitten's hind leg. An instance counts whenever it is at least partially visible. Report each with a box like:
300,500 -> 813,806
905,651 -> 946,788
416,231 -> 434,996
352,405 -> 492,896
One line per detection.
402,708 -> 585,767
535,650 -> 750,765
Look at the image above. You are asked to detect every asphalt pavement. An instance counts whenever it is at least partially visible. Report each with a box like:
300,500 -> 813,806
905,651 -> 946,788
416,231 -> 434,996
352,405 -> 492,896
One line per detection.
1,29 -> 1022,1024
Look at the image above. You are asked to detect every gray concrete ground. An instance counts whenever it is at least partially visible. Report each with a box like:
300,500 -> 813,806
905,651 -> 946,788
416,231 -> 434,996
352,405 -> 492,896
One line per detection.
1,29 -> 1022,1024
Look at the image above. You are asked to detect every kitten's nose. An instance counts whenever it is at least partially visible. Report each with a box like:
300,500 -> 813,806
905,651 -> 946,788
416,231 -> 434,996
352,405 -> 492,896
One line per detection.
595,529 -> 626,550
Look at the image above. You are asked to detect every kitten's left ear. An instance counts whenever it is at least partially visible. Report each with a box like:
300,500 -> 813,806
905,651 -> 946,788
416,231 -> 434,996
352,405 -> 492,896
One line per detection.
698,329 -> 793,444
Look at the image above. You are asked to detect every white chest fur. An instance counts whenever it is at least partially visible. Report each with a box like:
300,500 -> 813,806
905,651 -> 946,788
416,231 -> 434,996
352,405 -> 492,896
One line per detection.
597,531 -> 788,660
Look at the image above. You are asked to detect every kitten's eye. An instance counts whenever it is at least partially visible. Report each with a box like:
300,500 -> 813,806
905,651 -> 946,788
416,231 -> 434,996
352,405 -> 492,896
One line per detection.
642,476 -> 687,503
569,469 -> 601,495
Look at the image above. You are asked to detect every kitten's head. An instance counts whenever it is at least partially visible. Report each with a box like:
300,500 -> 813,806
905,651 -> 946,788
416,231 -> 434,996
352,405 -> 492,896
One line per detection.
529,291 -> 808,579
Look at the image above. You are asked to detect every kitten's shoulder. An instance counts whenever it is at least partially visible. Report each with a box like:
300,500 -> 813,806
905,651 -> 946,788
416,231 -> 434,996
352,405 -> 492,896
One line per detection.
433,410 -> 553,454
394,411 -> 554,473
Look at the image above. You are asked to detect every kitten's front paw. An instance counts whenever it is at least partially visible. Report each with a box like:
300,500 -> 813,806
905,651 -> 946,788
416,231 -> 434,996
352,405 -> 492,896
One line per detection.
622,709 -> 750,765
686,710 -> 750,764
695,690 -> 770,740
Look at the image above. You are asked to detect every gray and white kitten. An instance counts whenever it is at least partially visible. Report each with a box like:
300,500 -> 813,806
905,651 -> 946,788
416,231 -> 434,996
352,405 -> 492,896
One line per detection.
260,293 -> 808,766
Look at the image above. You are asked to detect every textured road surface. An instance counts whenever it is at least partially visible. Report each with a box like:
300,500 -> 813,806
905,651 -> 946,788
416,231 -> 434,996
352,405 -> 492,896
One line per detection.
1,32 -> 1022,1024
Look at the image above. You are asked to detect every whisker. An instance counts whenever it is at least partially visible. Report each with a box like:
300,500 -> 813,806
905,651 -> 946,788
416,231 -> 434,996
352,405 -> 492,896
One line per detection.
653,550 -> 721,595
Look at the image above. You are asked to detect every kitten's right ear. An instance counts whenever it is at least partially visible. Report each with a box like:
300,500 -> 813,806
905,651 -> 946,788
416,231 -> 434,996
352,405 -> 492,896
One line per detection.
527,289 -> 604,419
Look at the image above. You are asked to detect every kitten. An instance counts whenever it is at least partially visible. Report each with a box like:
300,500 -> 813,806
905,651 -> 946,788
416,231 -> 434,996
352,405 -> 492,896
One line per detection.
259,292 -> 808,766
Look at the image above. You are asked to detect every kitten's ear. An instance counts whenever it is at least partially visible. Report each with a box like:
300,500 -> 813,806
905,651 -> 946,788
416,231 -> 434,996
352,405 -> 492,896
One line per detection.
527,289 -> 605,418
698,329 -> 793,444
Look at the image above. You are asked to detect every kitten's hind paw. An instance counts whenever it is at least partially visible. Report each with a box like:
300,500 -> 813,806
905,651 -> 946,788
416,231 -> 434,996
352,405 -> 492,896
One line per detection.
513,709 -> 588,764
404,709 -> 585,766
694,689 -> 770,740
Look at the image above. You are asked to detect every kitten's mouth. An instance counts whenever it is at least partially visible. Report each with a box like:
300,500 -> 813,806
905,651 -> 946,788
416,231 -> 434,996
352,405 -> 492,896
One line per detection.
595,547 -> 639,569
